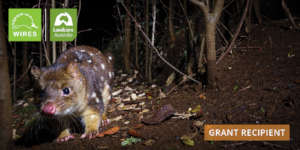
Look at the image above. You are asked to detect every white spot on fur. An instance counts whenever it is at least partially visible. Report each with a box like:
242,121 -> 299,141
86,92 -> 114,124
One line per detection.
102,82 -> 111,107
109,72 -> 112,78
90,53 -> 94,56
80,49 -> 86,52
91,92 -> 96,98
93,66 -> 98,71
108,56 -> 112,61
87,59 -> 92,63
95,98 -> 100,103
101,63 -> 105,70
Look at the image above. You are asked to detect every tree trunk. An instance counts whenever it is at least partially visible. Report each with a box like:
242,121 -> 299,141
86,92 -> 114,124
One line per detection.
253,0 -> 262,24
62,0 -> 69,52
52,0 -> 56,63
123,0 -> 132,74
245,0 -> 253,33
45,0 -> 51,65
0,0 -> 12,149
21,43 -> 29,82
206,20 -> 217,87
144,0 -> 150,79
190,0 -> 224,88
134,0 -> 139,68
168,0 -> 176,44
148,0 -> 156,82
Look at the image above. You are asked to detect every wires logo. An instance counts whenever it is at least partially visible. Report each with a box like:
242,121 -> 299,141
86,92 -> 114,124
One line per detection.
8,9 -> 41,41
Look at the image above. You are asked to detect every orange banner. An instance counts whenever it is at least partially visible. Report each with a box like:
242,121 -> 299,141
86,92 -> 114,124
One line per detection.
204,124 -> 290,141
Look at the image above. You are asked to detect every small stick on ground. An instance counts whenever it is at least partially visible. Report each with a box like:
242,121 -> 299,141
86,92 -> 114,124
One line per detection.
221,142 -> 249,148
263,141 -> 289,149
166,74 -> 194,95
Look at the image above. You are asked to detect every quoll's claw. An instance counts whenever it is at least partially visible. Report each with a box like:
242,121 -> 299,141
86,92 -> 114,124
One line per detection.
101,118 -> 110,127
56,134 -> 75,142
80,130 -> 98,139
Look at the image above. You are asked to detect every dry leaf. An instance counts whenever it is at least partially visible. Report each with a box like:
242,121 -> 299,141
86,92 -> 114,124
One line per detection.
131,93 -> 137,100
144,139 -> 155,146
199,93 -> 206,100
159,89 -> 166,99
180,135 -> 195,146
191,105 -> 201,113
132,124 -> 144,129
124,86 -> 133,91
128,129 -> 142,137
112,89 -> 123,96
97,126 -> 120,137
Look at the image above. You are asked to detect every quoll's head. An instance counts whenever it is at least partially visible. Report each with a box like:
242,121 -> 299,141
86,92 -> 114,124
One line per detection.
31,63 -> 87,116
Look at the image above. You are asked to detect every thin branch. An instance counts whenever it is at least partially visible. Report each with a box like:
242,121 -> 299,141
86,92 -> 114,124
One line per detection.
42,8 -> 51,65
216,0 -> 250,64
219,21 -> 233,38
149,0 -> 157,81
151,0 -> 156,46
78,28 -> 92,34
216,25 -> 229,45
178,0 -> 194,40
281,0 -> 299,29
120,2 -> 201,84
11,59 -> 33,84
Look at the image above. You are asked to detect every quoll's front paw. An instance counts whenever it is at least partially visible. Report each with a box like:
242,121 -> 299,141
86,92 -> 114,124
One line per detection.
80,108 -> 101,139
56,129 -> 75,142
80,130 -> 98,139
56,135 -> 75,142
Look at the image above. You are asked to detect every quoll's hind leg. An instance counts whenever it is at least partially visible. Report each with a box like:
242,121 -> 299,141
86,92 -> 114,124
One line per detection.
101,82 -> 112,127
80,107 -> 101,139
56,129 -> 75,142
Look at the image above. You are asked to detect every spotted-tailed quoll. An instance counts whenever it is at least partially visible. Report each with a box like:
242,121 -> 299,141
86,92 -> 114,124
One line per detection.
31,46 -> 114,142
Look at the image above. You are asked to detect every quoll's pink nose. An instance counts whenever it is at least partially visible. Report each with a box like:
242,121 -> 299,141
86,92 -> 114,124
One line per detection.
42,102 -> 56,114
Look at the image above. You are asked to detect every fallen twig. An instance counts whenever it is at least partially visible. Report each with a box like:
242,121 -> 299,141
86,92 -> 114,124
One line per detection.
221,142 -> 248,148
263,141 -> 289,149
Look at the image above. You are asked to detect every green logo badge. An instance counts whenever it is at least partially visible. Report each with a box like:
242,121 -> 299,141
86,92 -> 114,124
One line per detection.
8,8 -> 41,42
50,9 -> 77,41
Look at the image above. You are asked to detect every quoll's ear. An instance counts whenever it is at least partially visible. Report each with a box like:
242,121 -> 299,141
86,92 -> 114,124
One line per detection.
31,65 -> 41,79
66,62 -> 81,79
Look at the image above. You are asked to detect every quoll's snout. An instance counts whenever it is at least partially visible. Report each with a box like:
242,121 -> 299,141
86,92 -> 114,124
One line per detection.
42,102 -> 56,115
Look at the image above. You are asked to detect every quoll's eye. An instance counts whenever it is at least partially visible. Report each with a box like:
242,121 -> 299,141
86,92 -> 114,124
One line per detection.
62,87 -> 71,96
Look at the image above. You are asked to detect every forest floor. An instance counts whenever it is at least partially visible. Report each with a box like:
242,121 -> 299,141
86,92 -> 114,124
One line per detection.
11,24 -> 300,150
